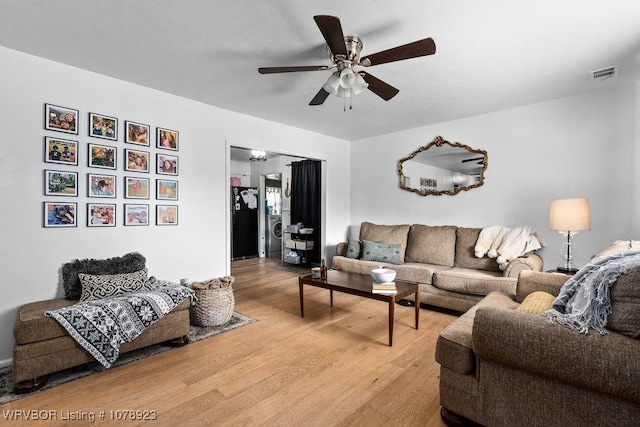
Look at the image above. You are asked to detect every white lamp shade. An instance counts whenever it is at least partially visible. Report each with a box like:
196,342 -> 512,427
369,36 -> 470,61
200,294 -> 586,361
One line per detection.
336,86 -> 352,98
323,73 -> 340,95
351,73 -> 369,95
549,198 -> 591,231
339,67 -> 357,88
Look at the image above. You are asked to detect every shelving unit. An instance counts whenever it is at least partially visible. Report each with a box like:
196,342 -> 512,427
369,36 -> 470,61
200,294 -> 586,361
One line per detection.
284,228 -> 314,265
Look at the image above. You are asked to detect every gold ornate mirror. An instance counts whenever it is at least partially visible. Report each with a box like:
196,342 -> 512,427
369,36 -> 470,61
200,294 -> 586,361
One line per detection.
398,136 -> 488,196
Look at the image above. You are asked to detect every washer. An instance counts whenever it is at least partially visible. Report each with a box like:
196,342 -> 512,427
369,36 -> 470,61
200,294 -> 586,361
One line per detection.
266,215 -> 282,259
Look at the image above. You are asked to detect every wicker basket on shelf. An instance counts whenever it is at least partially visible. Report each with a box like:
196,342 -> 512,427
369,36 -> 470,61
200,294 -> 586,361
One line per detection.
189,276 -> 235,327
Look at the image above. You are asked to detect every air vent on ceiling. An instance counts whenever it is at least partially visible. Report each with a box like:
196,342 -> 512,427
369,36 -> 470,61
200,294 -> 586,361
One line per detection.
589,65 -> 619,82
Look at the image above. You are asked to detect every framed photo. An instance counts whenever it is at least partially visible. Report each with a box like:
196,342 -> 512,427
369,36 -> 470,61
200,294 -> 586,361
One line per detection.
125,176 -> 150,199
124,204 -> 149,226
156,205 -> 178,225
44,137 -> 78,166
156,127 -> 179,150
45,103 -> 78,135
89,113 -> 118,141
125,149 -> 150,173
157,153 -> 178,175
156,179 -> 178,200
125,121 -> 150,146
43,202 -> 77,227
88,143 -> 117,169
44,170 -> 78,197
87,203 -> 116,227
88,173 -> 116,198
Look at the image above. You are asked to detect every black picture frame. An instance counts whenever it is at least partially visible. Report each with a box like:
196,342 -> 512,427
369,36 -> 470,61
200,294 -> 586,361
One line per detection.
156,205 -> 178,225
125,149 -> 150,173
88,143 -> 117,170
44,103 -> 78,135
157,153 -> 178,176
44,137 -> 78,166
44,170 -> 78,197
156,127 -> 179,151
43,202 -> 77,228
88,112 -> 118,141
87,203 -> 116,227
124,204 -> 149,226
88,173 -> 116,198
125,120 -> 150,146
156,179 -> 178,200
124,176 -> 150,199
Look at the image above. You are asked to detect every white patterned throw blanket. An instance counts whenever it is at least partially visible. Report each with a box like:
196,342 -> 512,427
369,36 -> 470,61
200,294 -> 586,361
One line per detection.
544,250 -> 640,334
45,281 -> 195,368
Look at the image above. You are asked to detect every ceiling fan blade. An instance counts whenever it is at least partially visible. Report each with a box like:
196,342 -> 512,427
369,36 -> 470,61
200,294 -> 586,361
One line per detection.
462,157 -> 484,163
313,15 -> 347,57
360,37 -> 436,67
259,65 -> 330,74
361,72 -> 399,101
309,88 -> 330,106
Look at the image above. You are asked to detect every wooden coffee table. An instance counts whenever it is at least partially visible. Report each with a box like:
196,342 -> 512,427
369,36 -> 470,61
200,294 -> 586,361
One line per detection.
298,270 -> 420,346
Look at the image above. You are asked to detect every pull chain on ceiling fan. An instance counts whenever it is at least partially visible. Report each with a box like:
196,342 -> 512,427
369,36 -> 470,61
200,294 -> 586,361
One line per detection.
258,15 -> 436,110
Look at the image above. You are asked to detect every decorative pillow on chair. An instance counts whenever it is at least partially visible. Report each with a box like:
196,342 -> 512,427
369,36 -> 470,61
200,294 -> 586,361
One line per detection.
361,240 -> 402,265
79,268 -> 151,302
516,291 -> 555,314
346,239 -> 362,259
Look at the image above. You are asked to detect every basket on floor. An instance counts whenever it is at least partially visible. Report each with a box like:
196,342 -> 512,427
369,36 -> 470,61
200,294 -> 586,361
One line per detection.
190,276 -> 235,327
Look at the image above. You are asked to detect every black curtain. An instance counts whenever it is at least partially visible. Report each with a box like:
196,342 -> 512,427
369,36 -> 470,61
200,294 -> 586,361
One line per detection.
291,159 -> 321,264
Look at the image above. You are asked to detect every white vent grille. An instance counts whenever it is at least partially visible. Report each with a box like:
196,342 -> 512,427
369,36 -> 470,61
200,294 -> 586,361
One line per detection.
589,65 -> 619,82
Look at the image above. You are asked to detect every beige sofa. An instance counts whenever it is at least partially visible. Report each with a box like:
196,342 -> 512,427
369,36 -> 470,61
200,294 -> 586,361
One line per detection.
332,222 -> 543,312
436,269 -> 640,426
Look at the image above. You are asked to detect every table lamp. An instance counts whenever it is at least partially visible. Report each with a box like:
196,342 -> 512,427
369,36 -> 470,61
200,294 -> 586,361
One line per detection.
549,198 -> 591,274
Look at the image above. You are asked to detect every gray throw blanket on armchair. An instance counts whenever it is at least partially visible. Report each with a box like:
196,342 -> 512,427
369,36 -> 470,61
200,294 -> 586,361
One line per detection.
544,250 -> 640,334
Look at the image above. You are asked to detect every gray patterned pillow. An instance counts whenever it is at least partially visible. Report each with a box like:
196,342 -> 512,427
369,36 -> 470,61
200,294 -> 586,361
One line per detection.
362,240 -> 402,265
79,268 -> 151,302
346,239 -> 362,259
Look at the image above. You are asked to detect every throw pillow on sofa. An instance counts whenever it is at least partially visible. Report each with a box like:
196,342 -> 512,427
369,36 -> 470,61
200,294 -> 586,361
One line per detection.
359,222 -> 410,262
405,224 -> 457,267
362,240 -> 402,265
346,239 -> 362,259
79,268 -> 151,301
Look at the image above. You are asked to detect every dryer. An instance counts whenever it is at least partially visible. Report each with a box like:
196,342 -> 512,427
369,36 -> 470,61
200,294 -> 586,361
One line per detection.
265,215 -> 282,259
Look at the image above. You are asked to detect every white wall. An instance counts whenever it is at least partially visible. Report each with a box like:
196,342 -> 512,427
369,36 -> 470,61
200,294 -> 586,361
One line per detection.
350,86 -> 637,270
0,46 -> 351,362
633,80 -> 640,236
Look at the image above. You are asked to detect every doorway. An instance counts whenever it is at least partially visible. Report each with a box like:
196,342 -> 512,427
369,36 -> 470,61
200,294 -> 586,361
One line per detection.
265,173 -> 282,259
228,146 -> 311,268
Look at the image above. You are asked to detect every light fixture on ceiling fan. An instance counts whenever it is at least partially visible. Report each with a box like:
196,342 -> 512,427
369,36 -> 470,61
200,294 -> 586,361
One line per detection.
250,150 -> 267,162
258,15 -> 436,111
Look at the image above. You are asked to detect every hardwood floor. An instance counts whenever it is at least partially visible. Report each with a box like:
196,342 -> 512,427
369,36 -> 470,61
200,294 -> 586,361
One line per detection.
1,258 -> 458,426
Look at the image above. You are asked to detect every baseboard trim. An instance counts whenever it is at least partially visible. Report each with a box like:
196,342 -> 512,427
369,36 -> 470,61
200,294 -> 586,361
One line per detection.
0,358 -> 12,369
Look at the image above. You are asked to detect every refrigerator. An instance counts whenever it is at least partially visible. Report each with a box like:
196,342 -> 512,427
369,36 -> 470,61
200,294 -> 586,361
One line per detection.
231,186 -> 259,260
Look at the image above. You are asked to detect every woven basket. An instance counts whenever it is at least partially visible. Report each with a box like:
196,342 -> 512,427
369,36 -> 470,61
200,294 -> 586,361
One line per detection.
190,286 -> 235,327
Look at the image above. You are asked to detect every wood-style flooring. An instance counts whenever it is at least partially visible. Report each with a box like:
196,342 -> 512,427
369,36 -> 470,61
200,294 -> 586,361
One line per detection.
1,258 -> 458,426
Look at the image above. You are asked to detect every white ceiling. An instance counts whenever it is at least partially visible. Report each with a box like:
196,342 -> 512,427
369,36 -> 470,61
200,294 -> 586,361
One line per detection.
2,1 -> 639,141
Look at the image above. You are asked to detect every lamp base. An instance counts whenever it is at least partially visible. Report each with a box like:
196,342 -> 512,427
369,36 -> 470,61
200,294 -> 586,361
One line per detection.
556,267 -> 578,275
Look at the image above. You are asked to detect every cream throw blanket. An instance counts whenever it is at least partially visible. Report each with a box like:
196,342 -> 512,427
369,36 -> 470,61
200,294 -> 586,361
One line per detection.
475,226 -> 544,270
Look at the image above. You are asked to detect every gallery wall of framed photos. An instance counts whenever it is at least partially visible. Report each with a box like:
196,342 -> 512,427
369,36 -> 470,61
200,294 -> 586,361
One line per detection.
43,103 -> 179,228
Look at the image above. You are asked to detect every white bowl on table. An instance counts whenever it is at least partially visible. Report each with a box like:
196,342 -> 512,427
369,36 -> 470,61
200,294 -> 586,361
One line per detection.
371,268 -> 396,283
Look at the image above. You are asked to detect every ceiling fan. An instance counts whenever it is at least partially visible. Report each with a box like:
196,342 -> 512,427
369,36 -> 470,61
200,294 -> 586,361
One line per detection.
258,15 -> 436,108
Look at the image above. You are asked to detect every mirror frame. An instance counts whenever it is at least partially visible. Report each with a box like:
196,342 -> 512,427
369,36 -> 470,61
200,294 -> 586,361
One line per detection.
397,135 -> 488,196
